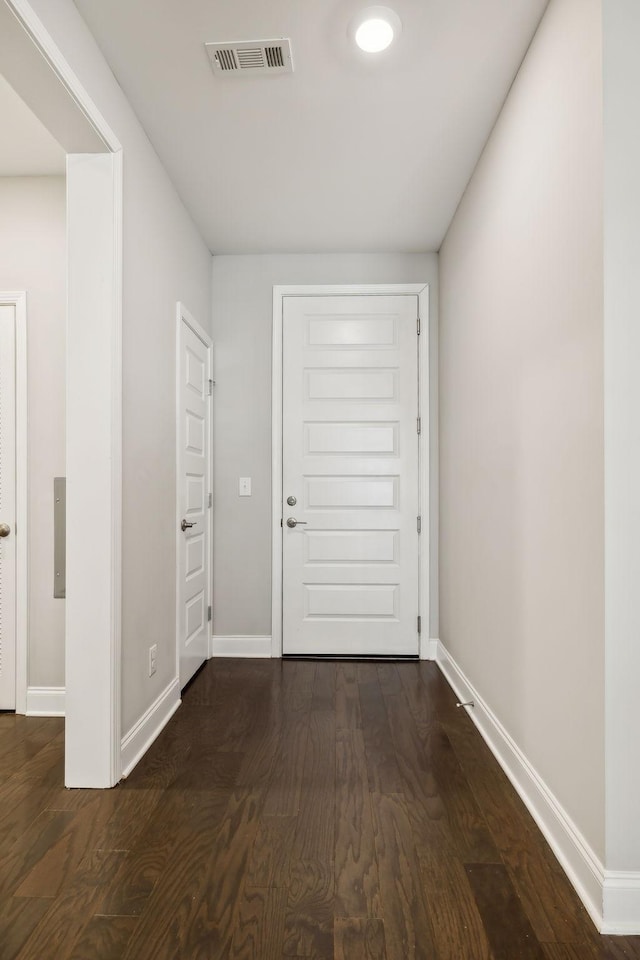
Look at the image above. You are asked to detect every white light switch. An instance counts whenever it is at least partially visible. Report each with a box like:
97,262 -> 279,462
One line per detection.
239,477 -> 252,497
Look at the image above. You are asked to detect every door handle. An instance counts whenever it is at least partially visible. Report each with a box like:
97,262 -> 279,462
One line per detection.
0,523 -> 10,538
181,519 -> 195,531
286,517 -> 307,528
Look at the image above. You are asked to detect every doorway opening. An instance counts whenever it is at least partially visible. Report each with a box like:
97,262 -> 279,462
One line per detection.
1,0 -> 123,786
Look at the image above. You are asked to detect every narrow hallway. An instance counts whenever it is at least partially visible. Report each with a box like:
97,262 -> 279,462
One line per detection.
0,660 -> 635,959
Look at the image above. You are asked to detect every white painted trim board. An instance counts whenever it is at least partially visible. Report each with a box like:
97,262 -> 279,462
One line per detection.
417,286 -> 430,659
26,686 -> 65,717
211,636 -> 272,659
65,152 -> 122,788
421,637 -> 439,660
602,875 -> 640,934
120,678 -> 181,778
6,0 -> 120,151
436,641 -> 640,934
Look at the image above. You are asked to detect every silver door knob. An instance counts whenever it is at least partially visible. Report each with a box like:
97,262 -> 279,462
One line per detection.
0,523 -> 10,538
181,519 -> 195,531
287,495 -> 297,506
286,517 -> 307,528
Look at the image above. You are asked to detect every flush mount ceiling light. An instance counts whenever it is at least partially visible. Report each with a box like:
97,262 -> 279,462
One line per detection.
351,6 -> 402,53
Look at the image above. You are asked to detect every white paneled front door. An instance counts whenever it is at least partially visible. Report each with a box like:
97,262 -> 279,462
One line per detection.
282,294 -> 420,656
0,303 -> 17,708
177,306 -> 212,688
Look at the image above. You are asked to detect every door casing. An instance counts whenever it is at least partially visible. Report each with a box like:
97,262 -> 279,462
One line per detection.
272,283 -> 431,659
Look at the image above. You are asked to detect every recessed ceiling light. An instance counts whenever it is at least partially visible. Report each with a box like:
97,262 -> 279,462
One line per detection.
351,6 -> 402,54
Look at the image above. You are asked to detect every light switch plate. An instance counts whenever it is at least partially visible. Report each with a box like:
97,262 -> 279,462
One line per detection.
239,477 -> 252,497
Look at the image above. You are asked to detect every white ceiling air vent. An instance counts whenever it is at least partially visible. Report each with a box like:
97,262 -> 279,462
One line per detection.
205,39 -> 294,77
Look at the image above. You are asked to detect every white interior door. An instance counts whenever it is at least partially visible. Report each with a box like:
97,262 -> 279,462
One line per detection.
177,307 -> 211,688
282,294 -> 420,656
0,303 -> 17,707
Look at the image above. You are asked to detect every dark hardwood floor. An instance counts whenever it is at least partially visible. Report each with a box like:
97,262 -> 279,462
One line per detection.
0,659 -> 638,959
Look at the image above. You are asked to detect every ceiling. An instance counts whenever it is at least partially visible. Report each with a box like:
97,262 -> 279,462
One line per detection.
72,0 -> 549,254
0,74 -> 65,177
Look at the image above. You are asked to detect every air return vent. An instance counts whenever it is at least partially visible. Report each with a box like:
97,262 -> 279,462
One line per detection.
205,39 -> 294,77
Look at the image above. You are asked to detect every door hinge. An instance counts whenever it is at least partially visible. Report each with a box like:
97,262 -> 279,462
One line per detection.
417,417 -> 421,435
207,605 -> 212,622
208,492 -> 212,508
208,379 -> 214,395
417,615 -> 422,635
417,515 -> 422,535
417,316 -> 421,336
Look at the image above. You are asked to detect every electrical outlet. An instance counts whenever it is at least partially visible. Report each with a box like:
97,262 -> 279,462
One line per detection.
148,643 -> 157,677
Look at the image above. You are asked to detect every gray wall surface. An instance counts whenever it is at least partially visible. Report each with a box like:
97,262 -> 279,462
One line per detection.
211,253 -> 439,641
29,0 -> 213,736
439,0 -> 605,859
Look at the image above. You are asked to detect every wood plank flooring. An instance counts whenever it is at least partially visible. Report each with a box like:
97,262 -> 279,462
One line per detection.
0,659 -> 639,960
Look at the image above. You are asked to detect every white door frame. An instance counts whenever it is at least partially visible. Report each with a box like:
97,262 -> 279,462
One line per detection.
0,292 -> 28,712
6,0 -> 124,786
175,302 -> 213,677
271,283 -> 430,659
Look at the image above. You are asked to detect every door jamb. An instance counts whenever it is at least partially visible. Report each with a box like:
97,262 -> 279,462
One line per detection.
271,282 -> 430,659
0,292 -> 28,712
175,302 -> 213,681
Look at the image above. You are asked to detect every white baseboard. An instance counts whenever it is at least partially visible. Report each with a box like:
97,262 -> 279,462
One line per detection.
436,642 -> 612,933
602,874 -> 640,934
26,686 -> 66,716
120,678 -> 181,778
210,635 -> 272,658
420,636 -> 439,660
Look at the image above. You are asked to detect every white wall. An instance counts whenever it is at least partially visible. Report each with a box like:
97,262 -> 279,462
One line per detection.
602,0 -> 640,879
211,253 -> 439,640
439,0 -> 604,861
0,176 -> 65,688
24,0 -> 213,735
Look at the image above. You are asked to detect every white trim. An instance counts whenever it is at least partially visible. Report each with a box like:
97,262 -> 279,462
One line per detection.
421,637 -> 439,661
65,153 -> 122,788
417,285 -> 430,659
14,293 -> 28,714
5,0 -> 120,152
271,285 -> 283,659
109,149 -> 123,785
175,303 -> 213,688
26,686 -> 65,717
211,636 -> 272,658
178,301 -> 212,349
602,874 -> 640,934
271,283 -> 430,659
0,292 -> 28,713
120,678 -> 181,778
436,641 -> 607,933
